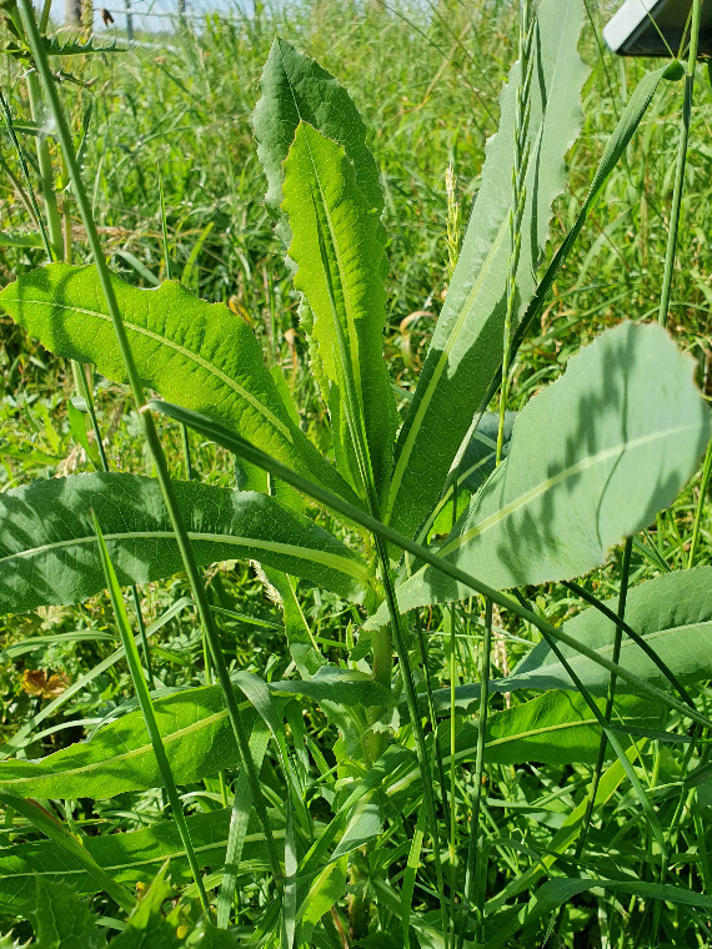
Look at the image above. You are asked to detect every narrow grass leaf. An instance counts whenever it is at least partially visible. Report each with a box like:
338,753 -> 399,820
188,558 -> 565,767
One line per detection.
506,60 -> 684,376
521,877 -> 712,933
484,742 -> 648,939
401,807 -> 426,949
217,720 -> 270,929
263,569 -> 325,677
92,513 -> 209,912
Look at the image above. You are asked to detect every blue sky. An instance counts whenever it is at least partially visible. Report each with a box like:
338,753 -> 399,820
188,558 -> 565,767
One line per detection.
48,0 -> 241,34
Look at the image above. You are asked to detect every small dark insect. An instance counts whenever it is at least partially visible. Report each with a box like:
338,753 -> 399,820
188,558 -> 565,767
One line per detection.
100,7 -> 114,25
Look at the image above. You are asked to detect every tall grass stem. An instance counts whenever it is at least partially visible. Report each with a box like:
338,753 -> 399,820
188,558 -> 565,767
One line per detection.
17,0 -> 282,887
92,514 -> 210,914
657,0 -> 702,328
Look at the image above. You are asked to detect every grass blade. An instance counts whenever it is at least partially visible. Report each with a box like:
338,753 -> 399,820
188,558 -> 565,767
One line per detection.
92,512 -> 210,914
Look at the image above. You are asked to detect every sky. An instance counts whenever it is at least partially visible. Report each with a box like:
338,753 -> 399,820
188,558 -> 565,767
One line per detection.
47,0 -> 245,35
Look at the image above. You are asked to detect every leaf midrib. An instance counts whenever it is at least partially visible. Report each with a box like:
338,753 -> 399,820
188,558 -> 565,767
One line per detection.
11,293 -> 293,441
0,707 -> 228,789
444,422 -> 701,554
527,619 -> 712,678
0,529 -> 367,581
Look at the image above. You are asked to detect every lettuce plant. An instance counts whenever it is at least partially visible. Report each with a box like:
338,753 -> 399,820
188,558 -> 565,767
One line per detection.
1,0 -> 711,943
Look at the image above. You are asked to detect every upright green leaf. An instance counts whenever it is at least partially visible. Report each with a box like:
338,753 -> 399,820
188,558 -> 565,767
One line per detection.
509,567 -> 712,694
253,36 -> 382,221
384,0 -> 589,538
282,121 -> 393,496
0,472 -> 367,614
372,323 -> 711,619
254,38 -> 393,496
0,263 -> 358,506
109,866 -> 181,949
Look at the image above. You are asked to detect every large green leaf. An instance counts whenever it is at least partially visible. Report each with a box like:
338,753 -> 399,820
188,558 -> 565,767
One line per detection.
442,692 -> 657,767
0,808 -> 268,916
0,668 -> 391,802
0,684 -> 246,800
253,36 -> 382,220
282,121 -> 394,495
0,263 -> 358,506
0,472 -> 367,614
372,323 -> 711,620
507,567 -> 712,695
254,39 -> 393,497
384,0 -> 589,538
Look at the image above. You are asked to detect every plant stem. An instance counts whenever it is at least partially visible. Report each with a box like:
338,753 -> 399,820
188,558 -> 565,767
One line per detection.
25,73 -> 63,260
657,0 -> 701,328
555,537 -> 633,939
373,532 -> 448,938
497,0 -> 532,465
459,598 -> 492,949
688,436 -> 712,568
17,0 -> 282,889
0,89 -> 52,260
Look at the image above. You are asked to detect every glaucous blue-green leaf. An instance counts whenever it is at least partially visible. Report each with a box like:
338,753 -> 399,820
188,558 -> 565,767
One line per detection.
253,36 -> 382,219
0,472 -> 367,614
384,0 -> 589,538
282,121 -> 394,495
0,263 -> 358,506
436,692 -> 656,766
507,567 -> 712,695
372,323 -> 711,620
